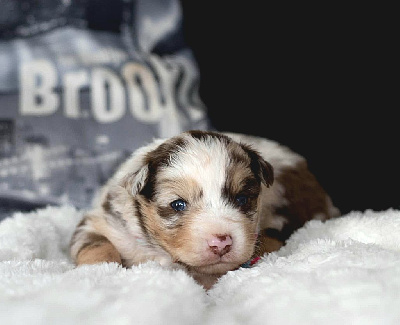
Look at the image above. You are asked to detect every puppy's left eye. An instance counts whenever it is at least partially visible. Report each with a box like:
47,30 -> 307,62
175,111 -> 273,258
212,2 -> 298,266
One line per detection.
235,194 -> 248,206
170,199 -> 187,212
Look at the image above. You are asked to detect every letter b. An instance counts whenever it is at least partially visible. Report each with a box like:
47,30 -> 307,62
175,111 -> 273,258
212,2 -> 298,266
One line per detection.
20,60 -> 59,116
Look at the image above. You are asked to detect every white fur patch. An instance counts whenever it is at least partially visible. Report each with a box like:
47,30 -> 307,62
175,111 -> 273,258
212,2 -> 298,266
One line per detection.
159,135 -> 230,213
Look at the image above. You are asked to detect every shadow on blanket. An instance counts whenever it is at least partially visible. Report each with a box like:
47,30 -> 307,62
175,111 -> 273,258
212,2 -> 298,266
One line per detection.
1,205 -> 400,324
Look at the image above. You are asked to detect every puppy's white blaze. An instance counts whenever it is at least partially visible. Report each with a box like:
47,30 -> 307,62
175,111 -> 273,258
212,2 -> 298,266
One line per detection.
163,137 -> 230,210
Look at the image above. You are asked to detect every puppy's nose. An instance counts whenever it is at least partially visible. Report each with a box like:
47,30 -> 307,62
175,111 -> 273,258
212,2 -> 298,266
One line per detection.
207,234 -> 232,256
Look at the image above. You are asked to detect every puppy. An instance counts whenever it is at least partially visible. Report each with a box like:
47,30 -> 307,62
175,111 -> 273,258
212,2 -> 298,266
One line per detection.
70,130 -> 340,289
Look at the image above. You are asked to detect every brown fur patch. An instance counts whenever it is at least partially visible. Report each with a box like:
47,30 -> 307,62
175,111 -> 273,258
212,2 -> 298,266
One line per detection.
223,146 -> 263,216
101,192 -> 127,228
134,197 -> 154,243
254,234 -> 284,256
154,176 -> 203,226
76,233 -> 121,265
225,139 -> 273,193
272,161 -> 338,241
156,176 -> 203,204
135,196 -> 180,253
139,136 -> 188,200
224,170 -> 260,216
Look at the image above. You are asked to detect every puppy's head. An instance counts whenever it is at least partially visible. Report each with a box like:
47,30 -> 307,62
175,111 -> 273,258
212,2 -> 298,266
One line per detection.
124,130 -> 273,275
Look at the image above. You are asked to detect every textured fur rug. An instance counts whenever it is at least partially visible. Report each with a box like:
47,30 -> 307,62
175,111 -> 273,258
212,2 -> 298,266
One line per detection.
1,205 -> 399,325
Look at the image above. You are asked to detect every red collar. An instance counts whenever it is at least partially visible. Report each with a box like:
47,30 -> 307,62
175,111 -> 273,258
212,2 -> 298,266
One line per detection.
241,256 -> 261,268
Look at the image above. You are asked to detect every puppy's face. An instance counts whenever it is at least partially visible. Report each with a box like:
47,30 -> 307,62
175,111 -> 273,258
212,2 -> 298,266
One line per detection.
126,131 -> 273,275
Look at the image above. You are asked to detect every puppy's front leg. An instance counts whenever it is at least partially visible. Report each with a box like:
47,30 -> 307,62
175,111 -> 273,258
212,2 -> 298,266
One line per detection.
76,233 -> 122,265
254,232 -> 284,257
71,215 -> 122,266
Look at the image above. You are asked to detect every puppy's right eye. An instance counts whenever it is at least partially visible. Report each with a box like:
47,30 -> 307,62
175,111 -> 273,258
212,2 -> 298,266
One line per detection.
235,194 -> 248,206
170,199 -> 187,212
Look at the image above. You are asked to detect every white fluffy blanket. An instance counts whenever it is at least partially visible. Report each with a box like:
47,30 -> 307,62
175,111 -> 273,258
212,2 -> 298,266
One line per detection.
1,206 -> 400,325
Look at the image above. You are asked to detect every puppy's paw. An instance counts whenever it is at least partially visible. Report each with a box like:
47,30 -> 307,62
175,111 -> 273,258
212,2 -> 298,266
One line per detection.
151,255 -> 185,271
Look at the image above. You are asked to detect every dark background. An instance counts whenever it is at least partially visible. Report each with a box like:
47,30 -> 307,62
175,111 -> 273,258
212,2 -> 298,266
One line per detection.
179,1 -> 398,215
1,1 -> 396,218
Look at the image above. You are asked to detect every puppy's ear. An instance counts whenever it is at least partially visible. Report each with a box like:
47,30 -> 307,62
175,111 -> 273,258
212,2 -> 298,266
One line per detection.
242,144 -> 274,187
116,139 -> 166,197
125,164 -> 149,196
258,158 -> 274,187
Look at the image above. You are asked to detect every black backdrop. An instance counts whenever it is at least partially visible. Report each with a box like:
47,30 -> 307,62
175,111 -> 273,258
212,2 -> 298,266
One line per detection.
0,1 -> 396,220
179,1 -> 398,215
